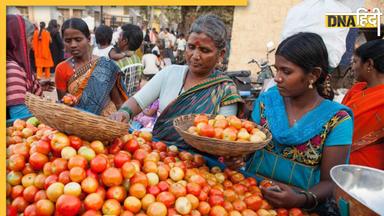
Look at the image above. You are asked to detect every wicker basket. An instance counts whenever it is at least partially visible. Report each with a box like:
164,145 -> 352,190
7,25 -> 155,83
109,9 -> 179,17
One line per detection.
173,114 -> 272,156
25,93 -> 129,141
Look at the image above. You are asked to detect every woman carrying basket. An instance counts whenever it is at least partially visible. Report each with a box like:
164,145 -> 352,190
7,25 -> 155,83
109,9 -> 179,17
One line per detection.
110,14 -> 244,147
227,33 -> 353,215
55,18 -> 125,117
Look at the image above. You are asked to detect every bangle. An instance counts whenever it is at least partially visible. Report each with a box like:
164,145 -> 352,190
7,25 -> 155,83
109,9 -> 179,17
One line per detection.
298,190 -> 309,207
300,190 -> 319,211
119,106 -> 133,118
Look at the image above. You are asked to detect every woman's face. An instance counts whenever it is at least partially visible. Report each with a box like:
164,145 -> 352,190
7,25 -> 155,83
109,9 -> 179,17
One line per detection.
274,55 -> 313,97
63,28 -> 90,58
352,55 -> 368,82
185,32 -> 224,76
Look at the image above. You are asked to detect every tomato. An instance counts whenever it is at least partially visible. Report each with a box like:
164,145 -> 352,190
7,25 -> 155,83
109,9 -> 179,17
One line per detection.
8,154 -> 26,171
67,156 -> 87,170
7,205 -> 18,216
125,139 -> 139,153
90,156 -> 107,173
244,194 -> 262,211
141,194 -> 156,210
29,152 -> 49,170
58,170 -> 71,184
81,177 -> 99,194
11,196 -> 28,213
84,193 -> 104,210
43,162 -> 53,176
36,140 -> 51,155
64,182 -> 82,197
69,167 -> 86,183
133,149 -> 148,163
12,143 -> 29,158
194,114 -> 209,126
68,135 -> 83,150
130,172 -> 148,187
123,196 -> 142,213
106,186 -> 127,202
198,201 -> 211,215
11,185 -> 24,199
114,151 -> 131,168
36,199 -> 55,216
102,167 -> 123,187
277,208 -> 289,216
147,202 -> 167,216
242,209 -> 257,216
209,195 -> 224,206
156,191 -> 176,208
50,132 -> 70,152
153,141 -> 167,152
23,185 -> 38,203
22,163 -> 35,175
46,182 -> 64,202
199,124 -> 215,138
129,183 -> 146,199
102,199 -> 121,216
169,183 -> 187,198
232,200 -> 247,212
259,179 -> 273,188
147,185 -> 161,196
21,173 -> 36,187
34,190 -> 47,202
121,161 -> 136,179
51,158 -> 68,175
223,189 -> 237,202
81,209 -> 102,216
157,181 -> 170,192
289,208 -> 304,216
56,194 -> 82,216
24,204 -> 37,216
44,174 -> 58,190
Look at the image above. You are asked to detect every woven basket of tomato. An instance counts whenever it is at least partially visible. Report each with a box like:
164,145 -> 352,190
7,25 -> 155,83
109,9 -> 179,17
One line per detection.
24,92 -> 129,141
173,114 -> 272,156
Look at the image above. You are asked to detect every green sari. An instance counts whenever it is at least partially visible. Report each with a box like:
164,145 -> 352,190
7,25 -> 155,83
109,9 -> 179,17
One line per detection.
153,70 -> 244,148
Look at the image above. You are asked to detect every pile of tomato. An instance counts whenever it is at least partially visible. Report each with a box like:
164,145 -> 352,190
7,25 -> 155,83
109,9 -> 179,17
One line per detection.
6,118 -> 305,216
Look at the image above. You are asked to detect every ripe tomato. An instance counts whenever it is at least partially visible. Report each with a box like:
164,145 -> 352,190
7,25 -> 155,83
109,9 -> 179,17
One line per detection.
198,201 -> 211,215
29,153 -> 48,170
277,208 -> 289,216
289,208 -> 304,216
106,186 -> 127,202
68,135 -> 83,150
244,194 -> 262,211
102,167 -> 123,187
11,185 -> 24,199
84,193 -> 104,210
169,183 -> 187,198
36,199 -> 55,216
121,161 -> 136,179
50,132 -> 70,152
208,195 -> 224,206
156,192 -> 175,208
58,170 -> 71,184
129,183 -> 147,199
90,156 -> 108,173
114,151 -> 131,168
194,114 -> 209,126
125,139 -> 139,153
12,196 -> 28,213
36,140 -> 51,155
56,194 -> 82,216
199,124 -> 215,138
123,196 -> 142,213
68,155 -> 88,169
23,185 -> 38,203
23,204 -> 37,216
51,158 -> 68,175
102,199 -> 121,216
147,202 -> 167,216
69,167 -> 86,183
8,154 -> 26,171
209,205 -> 227,216
81,177 -> 99,194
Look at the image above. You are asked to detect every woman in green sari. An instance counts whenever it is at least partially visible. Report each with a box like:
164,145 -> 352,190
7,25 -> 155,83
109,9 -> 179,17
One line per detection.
110,14 -> 243,147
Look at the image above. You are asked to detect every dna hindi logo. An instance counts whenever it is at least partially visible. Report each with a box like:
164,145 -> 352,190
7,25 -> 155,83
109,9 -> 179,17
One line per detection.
325,8 -> 382,36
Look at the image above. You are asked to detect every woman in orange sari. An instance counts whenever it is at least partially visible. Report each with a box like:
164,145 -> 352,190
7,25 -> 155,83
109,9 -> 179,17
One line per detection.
55,18 -> 125,116
33,21 -> 54,79
342,39 -> 384,169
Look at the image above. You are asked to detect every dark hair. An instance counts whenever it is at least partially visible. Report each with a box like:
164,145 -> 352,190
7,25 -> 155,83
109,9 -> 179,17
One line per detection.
39,21 -> 46,37
95,25 -> 113,46
276,32 -> 334,100
355,39 -> 384,73
47,19 -> 58,34
360,25 -> 384,41
61,18 -> 90,39
189,14 -> 227,50
121,24 -> 143,51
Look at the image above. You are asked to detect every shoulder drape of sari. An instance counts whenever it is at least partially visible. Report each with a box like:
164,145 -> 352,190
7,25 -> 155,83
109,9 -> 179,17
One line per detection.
67,57 -> 123,116
153,71 -> 243,148
342,82 -> 384,150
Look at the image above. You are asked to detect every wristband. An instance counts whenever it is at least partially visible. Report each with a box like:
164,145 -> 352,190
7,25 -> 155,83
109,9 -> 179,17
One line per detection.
119,106 -> 133,118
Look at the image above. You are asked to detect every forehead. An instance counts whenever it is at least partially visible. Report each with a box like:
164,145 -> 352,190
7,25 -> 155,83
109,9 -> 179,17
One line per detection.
187,32 -> 215,47
63,28 -> 87,39
275,55 -> 299,68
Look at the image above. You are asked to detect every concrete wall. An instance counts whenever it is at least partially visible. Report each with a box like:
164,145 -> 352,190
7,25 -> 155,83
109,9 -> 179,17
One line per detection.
228,0 -> 384,78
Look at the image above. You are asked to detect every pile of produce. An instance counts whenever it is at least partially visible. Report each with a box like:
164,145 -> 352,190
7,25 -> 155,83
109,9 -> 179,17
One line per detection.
188,114 -> 267,142
6,117 -> 304,216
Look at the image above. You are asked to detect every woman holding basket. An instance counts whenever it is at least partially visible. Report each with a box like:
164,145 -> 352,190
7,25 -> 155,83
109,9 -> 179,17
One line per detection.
55,18 -> 126,116
227,33 -> 353,214
110,14 -> 244,146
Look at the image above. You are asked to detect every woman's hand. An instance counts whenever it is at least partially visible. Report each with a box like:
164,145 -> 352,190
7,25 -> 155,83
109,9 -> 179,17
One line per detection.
261,182 -> 306,209
223,156 -> 246,170
39,80 -> 55,92
109,110 -> 130,123
62,94 -> 78,106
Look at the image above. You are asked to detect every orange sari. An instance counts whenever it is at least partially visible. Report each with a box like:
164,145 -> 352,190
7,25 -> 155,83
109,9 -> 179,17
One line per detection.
342,82 -> 384,169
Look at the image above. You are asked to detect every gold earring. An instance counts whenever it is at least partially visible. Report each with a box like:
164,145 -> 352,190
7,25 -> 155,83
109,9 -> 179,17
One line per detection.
308,80 -> 314,89
367,67 -> 371,73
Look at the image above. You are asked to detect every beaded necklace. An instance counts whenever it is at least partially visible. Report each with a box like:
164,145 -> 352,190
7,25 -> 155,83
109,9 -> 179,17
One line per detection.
70,56 -> 92,79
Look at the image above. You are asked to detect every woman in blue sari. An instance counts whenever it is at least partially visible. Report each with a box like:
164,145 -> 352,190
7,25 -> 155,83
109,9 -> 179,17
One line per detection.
228,33 -> 353,215
55,18 -> 125,116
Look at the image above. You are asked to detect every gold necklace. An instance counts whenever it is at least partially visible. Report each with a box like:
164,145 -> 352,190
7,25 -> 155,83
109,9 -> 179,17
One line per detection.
287,97 -> 322,124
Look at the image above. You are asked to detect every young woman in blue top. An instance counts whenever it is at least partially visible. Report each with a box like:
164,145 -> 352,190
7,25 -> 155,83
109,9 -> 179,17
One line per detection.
228,32 -> 353,214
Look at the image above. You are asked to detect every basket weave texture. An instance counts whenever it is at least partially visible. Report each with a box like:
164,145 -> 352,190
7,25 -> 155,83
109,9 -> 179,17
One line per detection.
25,93 -> 129,141
173,114 -> 272,156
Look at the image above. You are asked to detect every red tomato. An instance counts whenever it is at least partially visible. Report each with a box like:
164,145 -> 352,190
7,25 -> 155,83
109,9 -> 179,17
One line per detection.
68,135 -> 83,150
124,139 -> 139,153
289,208 -> 304,216
84,193 -> 104,210
90,156 -> 107,173
23,204 -> 37,216
194,114 -> 209,126
36,140 -> 51,155
50,132 -> 70,152
114,151 -> 131,168
29,153 -> 48,170
208,195 -> 224,206
55,195 -> 81,215
199,124 -> 215,138
101,167 -> 123,187
244,194 -> 262,211
36,199 -> 55,216
68,155 -> 88,170
8,154 -> 26,171
156,192 -> 176,208
277,208 -> 289,216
